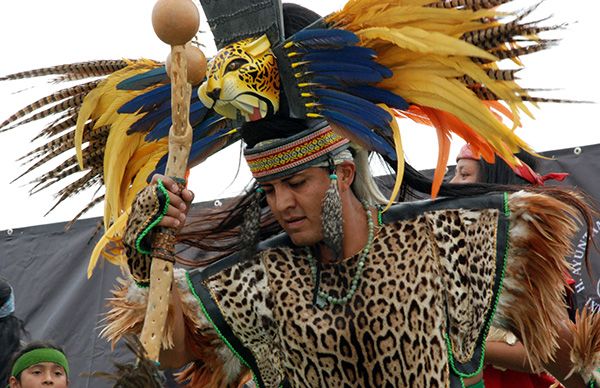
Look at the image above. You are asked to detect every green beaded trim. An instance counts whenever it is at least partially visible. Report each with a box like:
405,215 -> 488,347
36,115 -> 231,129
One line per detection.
185,272 -> 262,388
136,179 -> 170,255
588,370 -> 600,388
446,192 -> 510,379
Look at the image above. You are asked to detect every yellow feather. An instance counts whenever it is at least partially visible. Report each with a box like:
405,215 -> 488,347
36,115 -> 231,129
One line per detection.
87,212 -> 128,278
74,59 -> 161,169
382,73 -> 530,160
381,106 -> 404,212
357,26 -> 497,61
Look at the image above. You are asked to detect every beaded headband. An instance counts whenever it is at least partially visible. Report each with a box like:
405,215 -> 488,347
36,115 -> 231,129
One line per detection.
244,123 -> 350,182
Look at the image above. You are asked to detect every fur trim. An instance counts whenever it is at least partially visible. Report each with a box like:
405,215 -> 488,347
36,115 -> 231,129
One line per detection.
101,276 -> 176,350
102,269 -> 244,387
567,307 -> 600,384
495,191 -> 579,371
173,268 -> 246,387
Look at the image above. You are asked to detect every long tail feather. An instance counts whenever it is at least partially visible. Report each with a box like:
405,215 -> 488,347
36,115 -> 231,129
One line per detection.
0,60 -> 128,82
0,80 -> 100,132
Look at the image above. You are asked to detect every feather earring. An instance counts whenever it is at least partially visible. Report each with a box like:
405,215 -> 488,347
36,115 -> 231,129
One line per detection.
321,157 -> 344,260
240,186 -> 264,260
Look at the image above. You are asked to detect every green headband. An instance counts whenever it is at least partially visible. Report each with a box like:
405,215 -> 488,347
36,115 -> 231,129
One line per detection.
11,348 -> 69,378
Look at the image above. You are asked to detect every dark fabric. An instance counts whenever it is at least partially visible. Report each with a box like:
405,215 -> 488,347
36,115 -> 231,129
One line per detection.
0,218 -> 132,387
535,144 -> 600,310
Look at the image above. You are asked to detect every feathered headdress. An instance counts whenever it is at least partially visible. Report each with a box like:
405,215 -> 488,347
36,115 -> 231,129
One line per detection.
0,0 -> 569,274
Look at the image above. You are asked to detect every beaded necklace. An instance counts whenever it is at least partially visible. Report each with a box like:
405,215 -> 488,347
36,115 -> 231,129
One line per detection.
307,201 -> 374,308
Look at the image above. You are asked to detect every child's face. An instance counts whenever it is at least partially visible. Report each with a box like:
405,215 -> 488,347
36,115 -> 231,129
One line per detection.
10,362 -> 68,388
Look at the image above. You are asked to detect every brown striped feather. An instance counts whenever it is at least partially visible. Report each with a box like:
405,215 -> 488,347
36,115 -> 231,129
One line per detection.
32,114 -> 79,140
0,60 -> 128,82
65,195 -> 105,230
427,0 -> 512,10
0,80 -> 99,132
2,95 -> 85,131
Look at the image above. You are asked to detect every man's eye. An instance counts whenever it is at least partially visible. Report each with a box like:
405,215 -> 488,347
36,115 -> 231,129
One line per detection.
54,371 -> 64,377
289,180 -> 304,188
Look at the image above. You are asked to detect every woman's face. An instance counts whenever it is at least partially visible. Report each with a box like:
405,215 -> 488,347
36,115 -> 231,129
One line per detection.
9,362 -> 68,388
450,158 -> 481,184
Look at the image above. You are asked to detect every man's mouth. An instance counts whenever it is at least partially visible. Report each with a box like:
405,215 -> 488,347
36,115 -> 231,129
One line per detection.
283,216 -> 306,229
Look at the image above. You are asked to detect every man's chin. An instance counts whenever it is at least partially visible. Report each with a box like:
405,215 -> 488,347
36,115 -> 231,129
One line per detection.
287,232 -> 319,248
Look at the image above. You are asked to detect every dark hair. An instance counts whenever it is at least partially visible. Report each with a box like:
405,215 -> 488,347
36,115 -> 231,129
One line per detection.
9,341 -> 67,381
240,116 -> 309,148
479,150 -> 539,185
0,277 -> 27,386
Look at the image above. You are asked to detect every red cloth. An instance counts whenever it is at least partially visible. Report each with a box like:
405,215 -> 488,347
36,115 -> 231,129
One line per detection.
483,366 -> 560,388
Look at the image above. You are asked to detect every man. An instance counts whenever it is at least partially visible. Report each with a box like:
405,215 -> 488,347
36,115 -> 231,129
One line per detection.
103,116 -> 597,387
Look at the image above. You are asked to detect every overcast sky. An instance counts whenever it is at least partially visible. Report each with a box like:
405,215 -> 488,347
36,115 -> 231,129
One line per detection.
0,0 -> 598,230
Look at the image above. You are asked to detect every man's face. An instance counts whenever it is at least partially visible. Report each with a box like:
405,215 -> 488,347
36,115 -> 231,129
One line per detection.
10,362 -> 68,388
450,158 -> 481,184
260,167 -> 330,247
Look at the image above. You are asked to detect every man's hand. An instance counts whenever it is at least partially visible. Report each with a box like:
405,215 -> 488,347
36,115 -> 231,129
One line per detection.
150,174 -> 195,230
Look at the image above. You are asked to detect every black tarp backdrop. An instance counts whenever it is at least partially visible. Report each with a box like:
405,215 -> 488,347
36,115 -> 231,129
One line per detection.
0,217 -> 131,387
0,143 -> 599,386
537,144 -> 600,310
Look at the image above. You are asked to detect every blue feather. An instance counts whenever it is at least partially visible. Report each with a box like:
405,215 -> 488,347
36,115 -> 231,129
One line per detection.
119,84 -> 171,114
152,126 -> 237,178
314,94 -> 392,129
320,109 -> 395,159
302,68 -> 382,84
117,67 -> 168,90
303,60 -> 391,80
345,86 -> 409,110
318,98 -> 391,133
191,113 -> 225,142
301,46 -> 377,62
127,101 -> 171,134
313,88 -> 382,111
144,101 -> 208,141
290,28 -> 359,48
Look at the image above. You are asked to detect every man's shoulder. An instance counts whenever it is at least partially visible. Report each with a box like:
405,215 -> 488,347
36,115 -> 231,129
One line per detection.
189,232 -> 295,281
382,192 -> 506,224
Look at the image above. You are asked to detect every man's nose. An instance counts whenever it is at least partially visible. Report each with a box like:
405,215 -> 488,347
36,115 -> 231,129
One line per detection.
273,187 -> 295,212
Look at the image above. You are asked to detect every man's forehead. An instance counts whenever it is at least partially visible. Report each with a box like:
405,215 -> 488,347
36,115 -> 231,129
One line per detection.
259,166 -> 320,185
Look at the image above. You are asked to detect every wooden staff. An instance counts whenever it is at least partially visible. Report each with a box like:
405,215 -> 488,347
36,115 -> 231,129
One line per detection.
140,0 -> 204,361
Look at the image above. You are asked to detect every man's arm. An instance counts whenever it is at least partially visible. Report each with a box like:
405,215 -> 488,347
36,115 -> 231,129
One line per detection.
158,284 -> 194,368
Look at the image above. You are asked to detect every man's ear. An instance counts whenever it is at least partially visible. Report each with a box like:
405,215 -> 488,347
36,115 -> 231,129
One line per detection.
336,161 -> 356,192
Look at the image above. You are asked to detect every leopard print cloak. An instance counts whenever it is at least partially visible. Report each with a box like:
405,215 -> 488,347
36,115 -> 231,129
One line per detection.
104,191 -> 584,387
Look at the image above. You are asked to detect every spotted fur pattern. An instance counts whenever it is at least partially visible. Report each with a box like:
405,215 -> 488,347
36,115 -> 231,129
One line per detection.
202,209 -> 501,387
123,185 -> 164,284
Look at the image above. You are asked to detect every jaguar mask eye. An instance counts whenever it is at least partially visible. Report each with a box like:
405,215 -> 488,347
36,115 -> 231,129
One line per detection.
225,58 -> 248,73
